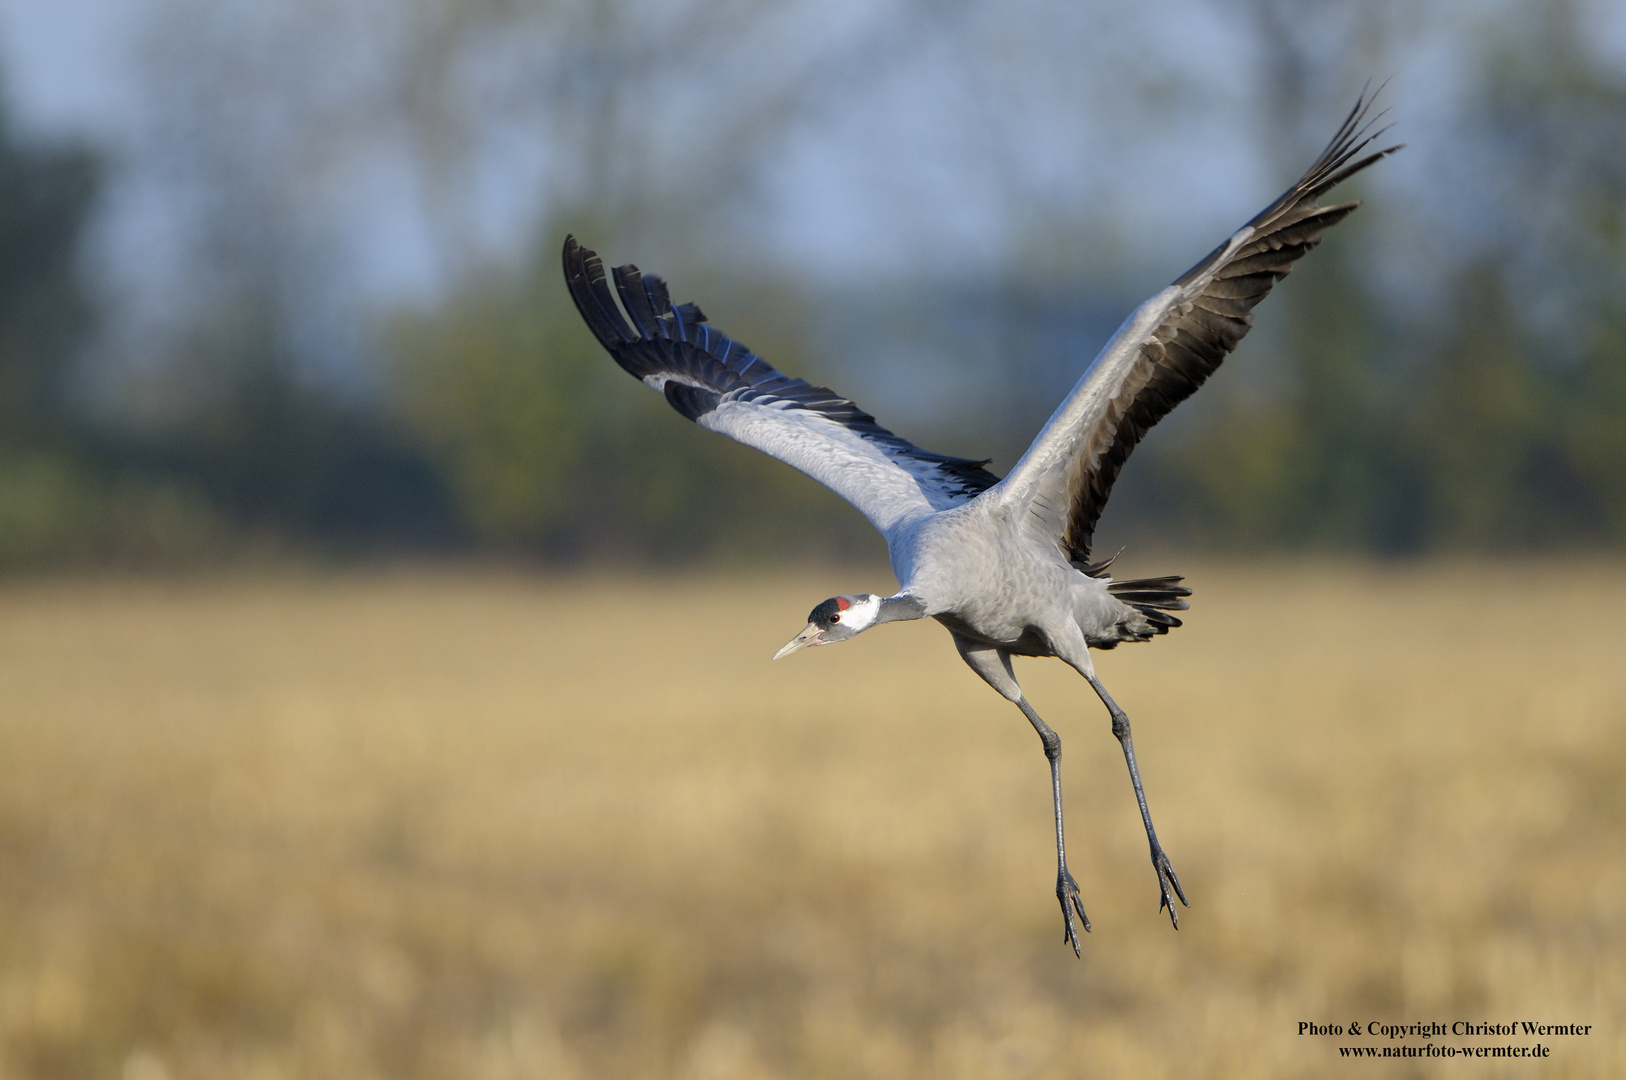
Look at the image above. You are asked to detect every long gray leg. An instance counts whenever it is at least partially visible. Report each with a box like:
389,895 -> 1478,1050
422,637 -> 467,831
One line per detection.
952,636 -> 1090,955
1016,697 -> 1092,953
1085,672 -> 1188,927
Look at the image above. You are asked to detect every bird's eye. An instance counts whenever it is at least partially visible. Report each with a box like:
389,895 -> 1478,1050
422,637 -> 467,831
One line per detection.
829,613 -> 841,623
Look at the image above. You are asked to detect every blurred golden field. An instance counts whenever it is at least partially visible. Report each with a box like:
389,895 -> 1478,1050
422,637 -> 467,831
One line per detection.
0,564 -> 1622,1079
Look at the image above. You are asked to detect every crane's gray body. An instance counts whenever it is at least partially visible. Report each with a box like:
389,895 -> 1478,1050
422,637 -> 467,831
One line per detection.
893,502 -> 1147,658
563,93 -> 1398,952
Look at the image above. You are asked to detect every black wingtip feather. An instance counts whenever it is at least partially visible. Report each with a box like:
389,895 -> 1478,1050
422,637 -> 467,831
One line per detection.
563,236 -> 637,350
612,263 -> 660,338
1317,143 -> 1404,195
665,380 -> 720,420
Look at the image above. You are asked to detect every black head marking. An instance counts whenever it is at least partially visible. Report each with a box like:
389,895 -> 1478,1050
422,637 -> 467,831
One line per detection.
809,596 -> 850,628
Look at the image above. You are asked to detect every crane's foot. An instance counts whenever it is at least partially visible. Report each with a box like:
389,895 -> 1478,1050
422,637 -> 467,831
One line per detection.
1057,868 -> 1091,956
1151,845 -> 1188,928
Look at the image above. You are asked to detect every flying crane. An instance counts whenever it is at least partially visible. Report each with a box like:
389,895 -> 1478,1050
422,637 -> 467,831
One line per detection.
563,94 -> 1398,954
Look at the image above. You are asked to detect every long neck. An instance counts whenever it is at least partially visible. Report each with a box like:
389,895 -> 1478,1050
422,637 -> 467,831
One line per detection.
876,594 -> 928,624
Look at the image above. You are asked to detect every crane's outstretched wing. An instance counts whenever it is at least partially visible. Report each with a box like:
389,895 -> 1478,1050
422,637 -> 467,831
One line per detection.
993,92 -> 1402,563
563,236 -> 999,538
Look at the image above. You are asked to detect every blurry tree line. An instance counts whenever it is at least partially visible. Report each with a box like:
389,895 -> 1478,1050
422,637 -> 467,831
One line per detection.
0,103 -> 225,566
2,0 -> 1625,568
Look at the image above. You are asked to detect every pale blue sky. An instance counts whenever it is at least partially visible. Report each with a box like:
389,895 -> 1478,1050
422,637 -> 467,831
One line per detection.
0,0 -> 1619,413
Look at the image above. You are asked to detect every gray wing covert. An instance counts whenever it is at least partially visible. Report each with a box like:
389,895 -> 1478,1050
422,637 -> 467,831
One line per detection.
562,237 -> 1000,537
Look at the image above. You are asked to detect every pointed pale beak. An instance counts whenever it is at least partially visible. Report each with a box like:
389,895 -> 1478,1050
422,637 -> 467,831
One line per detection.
772,622 -> 825,660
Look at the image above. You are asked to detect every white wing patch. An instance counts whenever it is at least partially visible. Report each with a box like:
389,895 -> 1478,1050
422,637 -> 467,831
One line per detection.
700,399 -> 950,537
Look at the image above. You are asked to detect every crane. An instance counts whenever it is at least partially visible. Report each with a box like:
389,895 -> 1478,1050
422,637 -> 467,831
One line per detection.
563,94 -> 1398,955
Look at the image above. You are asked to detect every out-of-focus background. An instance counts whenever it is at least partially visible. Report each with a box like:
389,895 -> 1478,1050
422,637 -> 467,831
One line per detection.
0,0 -> 1623,1077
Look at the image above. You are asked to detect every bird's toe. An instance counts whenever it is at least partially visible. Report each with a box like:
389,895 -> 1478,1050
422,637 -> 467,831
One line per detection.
1056,869 -> 1091,955
1151,848 -> 1188,928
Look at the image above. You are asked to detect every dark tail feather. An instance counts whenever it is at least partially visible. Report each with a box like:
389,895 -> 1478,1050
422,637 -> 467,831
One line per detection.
1109,575 -> 1191,643
1108,575 -> 1191,612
